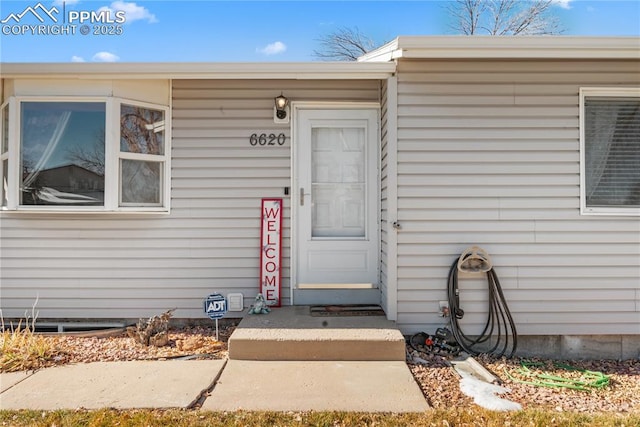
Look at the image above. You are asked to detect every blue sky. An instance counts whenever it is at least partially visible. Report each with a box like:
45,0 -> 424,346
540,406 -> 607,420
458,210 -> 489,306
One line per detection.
1,0 -> 639,62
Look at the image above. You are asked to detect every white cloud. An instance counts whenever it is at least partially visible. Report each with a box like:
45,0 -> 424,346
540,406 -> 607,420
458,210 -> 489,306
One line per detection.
257,41 -> 287,55
71,55 -> 86,62
92,51 -> 120,62
586,6 -> 596,12
552,0 -> 572,9
98,1 -> 157,24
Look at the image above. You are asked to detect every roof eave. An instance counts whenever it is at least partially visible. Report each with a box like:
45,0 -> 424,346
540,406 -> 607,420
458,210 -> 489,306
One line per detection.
360,36 -> 640,61
357,39 -> 400,63
0,62 -> 397,80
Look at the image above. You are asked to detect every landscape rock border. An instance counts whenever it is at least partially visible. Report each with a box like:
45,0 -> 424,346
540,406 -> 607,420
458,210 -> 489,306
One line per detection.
1,323 -> 638,415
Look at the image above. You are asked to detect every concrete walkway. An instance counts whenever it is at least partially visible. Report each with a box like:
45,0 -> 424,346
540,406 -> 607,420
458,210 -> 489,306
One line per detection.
0,360 -> 226,410
0,359 -> 429,412
203,360 -> 428,412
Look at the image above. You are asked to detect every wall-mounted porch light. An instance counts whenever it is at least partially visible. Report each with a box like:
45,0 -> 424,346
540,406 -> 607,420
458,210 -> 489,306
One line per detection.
274,93 -> 290,123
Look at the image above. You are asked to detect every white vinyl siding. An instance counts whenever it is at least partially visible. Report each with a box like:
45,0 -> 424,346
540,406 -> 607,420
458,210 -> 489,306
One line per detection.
0,79 -> 379,319
395,59 -> 640,336
379,77 -> 398,320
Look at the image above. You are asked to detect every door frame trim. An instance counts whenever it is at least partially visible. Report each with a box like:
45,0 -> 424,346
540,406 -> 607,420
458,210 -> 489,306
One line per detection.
290,102 -> 381,305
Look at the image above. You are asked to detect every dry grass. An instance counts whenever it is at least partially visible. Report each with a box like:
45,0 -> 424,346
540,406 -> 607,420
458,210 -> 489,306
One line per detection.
0,311 -> 61,373
0,408 -> 638,427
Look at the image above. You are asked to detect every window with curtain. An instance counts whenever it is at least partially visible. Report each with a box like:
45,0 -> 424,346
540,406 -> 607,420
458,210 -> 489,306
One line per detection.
581,89 -> 640,215
20,102 -> 106,206
1,97 -> 170,212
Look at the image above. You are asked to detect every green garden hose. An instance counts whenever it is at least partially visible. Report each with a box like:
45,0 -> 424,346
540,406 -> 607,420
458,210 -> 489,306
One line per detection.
504,361 -> 609,391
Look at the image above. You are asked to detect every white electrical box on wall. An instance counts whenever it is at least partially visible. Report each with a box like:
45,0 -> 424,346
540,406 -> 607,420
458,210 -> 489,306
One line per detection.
227,293 -> 244,311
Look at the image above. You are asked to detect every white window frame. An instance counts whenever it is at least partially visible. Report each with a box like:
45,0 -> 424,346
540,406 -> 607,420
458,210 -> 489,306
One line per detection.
0,100 -> 10,208
1,96 -> 171,213
580,87 -> 640,216
116,99 -> 170,211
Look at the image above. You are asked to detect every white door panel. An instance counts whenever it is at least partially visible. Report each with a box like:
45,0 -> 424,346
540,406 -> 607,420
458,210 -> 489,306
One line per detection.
294,108 -> 379,304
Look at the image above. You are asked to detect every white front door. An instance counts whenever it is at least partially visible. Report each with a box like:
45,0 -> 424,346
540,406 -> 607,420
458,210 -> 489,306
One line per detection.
293,107 -> 380,305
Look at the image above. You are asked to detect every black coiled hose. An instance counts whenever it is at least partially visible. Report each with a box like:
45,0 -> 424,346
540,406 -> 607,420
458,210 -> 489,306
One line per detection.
447,256 -> 518,358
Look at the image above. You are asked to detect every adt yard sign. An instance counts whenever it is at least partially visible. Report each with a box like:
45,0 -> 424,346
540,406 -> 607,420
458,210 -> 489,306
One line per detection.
204,293 -> 227,320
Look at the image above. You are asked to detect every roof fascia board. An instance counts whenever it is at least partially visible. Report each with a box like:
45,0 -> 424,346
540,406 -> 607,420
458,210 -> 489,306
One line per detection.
360,36 -> 640,61
0,62 -> 396,80
395,36 -> 640,59
357,39 -> 400,63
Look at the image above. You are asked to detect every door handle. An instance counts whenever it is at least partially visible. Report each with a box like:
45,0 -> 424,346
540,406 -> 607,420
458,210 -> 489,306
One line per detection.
300,188 -> 305,206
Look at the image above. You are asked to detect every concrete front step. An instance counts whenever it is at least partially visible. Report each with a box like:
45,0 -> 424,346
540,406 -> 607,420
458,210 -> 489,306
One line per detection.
228,306 -> 406,361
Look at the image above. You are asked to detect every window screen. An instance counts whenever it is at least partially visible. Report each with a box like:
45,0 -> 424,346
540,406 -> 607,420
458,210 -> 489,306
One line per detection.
584,96 -> 640,209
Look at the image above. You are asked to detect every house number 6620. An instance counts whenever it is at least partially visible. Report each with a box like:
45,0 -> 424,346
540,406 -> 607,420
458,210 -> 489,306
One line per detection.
249,133 -> 286,146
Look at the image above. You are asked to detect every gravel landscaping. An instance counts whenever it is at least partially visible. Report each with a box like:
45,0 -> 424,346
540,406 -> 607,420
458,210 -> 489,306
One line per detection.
408,351 -> 640,414
2,323 -> 638,416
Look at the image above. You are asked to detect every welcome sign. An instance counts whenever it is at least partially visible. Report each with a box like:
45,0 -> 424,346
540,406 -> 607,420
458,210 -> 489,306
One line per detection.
260,198 -> 282,306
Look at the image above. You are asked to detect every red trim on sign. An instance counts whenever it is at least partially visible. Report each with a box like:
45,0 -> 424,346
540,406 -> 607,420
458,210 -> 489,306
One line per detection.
260,198 -> 283,307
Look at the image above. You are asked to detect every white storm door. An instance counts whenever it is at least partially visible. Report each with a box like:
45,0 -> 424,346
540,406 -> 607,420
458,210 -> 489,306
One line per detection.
295,108 -> 379,302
